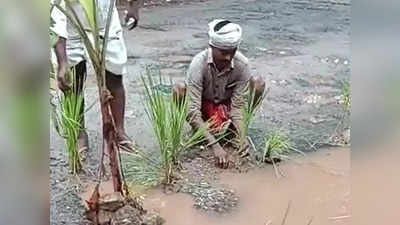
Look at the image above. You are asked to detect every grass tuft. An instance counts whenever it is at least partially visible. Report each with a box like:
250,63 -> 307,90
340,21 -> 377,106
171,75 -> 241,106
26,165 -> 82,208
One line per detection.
53,68 -> 85,174
237,84 -> 266,151
262,129 -> 304,163
123,66 -> 208,186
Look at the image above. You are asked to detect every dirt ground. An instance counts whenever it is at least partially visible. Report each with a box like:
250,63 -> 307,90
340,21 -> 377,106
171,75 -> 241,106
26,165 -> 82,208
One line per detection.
50,0 -> 350,224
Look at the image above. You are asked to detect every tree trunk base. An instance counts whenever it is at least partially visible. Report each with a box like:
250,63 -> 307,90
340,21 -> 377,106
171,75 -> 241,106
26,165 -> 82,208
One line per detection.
85,192 -> 164,225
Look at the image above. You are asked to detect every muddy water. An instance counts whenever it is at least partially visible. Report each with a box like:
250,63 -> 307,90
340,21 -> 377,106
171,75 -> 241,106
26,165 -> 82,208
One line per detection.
144,148 -> 350,225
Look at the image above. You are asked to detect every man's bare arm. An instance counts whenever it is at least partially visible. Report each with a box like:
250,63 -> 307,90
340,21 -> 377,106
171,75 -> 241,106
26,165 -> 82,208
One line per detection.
54,37 -> 70,92
229,64 -> 251,146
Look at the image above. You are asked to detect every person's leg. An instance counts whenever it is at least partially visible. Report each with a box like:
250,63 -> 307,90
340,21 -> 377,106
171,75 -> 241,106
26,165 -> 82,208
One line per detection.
105,70 -> 139,152
74,61 -> 89,158
105,70 -> 126,137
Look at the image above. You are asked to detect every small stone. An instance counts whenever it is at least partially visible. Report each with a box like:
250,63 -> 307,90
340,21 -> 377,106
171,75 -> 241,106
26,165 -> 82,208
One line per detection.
99,192 -> 125,212
142,210 -> 165,225
98,210 -> 113,225
256,47 -> 267,52
334,58 -> 340,64
309,117 -> 325,124
279,80 -> 287,85
343,129 -> 351,144
126,110 -> 135,118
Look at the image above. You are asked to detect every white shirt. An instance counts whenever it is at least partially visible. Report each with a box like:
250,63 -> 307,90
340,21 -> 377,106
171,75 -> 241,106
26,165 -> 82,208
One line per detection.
50,0 -> 127,75
50,0 -> 123,40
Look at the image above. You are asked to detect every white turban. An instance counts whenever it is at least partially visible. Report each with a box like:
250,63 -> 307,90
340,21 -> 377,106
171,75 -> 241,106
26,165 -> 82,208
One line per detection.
208,19 -> 242,50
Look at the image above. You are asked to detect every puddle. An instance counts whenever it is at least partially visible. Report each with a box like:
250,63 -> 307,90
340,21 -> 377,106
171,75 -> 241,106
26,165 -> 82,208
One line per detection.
143,147 -> 350,225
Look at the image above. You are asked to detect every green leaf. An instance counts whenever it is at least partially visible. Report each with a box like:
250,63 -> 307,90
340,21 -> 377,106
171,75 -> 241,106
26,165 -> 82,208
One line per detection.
77,0 -> 96,32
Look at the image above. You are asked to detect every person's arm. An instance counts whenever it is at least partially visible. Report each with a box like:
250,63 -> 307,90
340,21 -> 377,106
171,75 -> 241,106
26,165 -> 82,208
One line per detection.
54,38 -> 70,92
51,0 -> 70,92
230,62 -> 251,146
186,56 -> 218,146
125,0 -> 144,30
186,57 -> 229,168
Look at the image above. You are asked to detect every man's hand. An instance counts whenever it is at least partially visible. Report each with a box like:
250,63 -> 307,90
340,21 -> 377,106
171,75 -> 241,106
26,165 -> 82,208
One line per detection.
54,37 -> 70,93
57,65 -> 70,93
125,0 -> 143,30
212,143 -> 229,169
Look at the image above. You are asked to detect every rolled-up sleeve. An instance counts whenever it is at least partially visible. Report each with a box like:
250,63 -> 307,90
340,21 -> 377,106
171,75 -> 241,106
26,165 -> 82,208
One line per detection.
50,0 -> 68,39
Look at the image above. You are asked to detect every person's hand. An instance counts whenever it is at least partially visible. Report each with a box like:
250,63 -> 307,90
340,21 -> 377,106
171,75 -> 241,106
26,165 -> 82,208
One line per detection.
57,64 -> 70,93
125,0 -> 142,30
212,144 -> 229,169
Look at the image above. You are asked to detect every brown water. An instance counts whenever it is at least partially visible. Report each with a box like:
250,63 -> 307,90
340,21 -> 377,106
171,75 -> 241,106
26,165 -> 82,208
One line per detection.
144,148 -> 350,225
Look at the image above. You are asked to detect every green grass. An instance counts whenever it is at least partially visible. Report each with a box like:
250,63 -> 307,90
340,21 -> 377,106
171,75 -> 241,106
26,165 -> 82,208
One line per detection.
262,129 -> 304,162
52,68 -> 85,174
123,66 -> 208,186
237,85 -> 266,151
122,150 -> 163,187
261,129 -> 305,178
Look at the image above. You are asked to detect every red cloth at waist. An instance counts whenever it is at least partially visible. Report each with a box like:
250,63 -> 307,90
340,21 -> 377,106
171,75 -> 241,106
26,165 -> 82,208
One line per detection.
201,99 -> 231,129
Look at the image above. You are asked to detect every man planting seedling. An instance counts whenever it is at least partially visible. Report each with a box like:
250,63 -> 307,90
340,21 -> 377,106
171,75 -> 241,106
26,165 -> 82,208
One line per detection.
173,19 -> 266,168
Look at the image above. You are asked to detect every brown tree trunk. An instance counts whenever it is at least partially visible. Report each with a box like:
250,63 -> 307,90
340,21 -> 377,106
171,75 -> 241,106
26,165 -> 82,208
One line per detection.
95,0 -> 123,193
98,70 -> 122,193
103,115 -> 122,192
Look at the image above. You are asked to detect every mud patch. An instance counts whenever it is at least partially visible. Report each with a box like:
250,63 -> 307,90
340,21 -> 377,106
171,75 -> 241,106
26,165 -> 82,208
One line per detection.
166,148 -> 257,214
179,182 -> 239,214
175,152 -> 240,214
143,147 -> 350,225
81,182 -> 165,225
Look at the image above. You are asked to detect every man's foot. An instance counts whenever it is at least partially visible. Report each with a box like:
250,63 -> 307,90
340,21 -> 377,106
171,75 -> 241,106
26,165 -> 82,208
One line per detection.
77,130 -> 89,162
118,132 -> 138,153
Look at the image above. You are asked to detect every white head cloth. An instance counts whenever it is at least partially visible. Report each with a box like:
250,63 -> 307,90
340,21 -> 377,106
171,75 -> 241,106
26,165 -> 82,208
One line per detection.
208,19 -> 242,50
